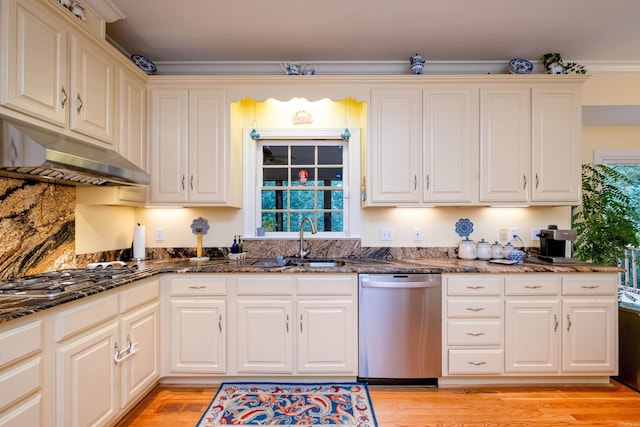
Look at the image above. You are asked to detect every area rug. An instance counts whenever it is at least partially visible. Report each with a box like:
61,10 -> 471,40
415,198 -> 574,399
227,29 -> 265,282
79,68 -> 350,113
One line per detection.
195,382 -> 378,426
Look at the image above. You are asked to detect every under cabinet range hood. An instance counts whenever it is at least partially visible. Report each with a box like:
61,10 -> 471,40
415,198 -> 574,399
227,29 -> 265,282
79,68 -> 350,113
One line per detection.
0,118 -> 150,186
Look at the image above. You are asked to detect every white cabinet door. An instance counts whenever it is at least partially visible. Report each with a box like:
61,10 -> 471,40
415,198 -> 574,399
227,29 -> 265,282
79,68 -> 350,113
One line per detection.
367,88 -> 422,205
236,299 -> 293,373
531,88 -> 582,204
117,68 -> 147,170
119,302 -> 159,408
56,321 -> 119,427
69,33 -> 115,147
479,88 -> 531,203
505,299 -> 560,373
149,89 -> 189,202
188,89 -> 228,203
423,87 -> 479,204
169,299 -> 226,373
296,300 -> 356,374
5,0 -> 68,125
562,299 -> 617,373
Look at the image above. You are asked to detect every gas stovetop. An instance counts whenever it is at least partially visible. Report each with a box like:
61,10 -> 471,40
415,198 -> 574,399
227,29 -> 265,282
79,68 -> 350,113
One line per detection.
0,263 -> 151,299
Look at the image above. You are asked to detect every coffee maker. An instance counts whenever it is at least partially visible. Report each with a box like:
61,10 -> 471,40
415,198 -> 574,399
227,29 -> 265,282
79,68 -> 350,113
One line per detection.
537,225 -> 578,263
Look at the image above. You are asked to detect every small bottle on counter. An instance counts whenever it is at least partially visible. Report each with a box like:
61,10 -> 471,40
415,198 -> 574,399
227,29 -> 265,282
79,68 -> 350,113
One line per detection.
231,236 -> 238,254
238,236 -> 244,253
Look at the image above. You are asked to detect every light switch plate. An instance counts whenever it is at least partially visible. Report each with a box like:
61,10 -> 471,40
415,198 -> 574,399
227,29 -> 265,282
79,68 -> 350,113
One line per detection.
380,227 -> 393,241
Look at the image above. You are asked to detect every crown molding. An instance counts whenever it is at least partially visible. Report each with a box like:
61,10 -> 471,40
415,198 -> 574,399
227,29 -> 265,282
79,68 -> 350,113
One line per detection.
153,59 -> 640,76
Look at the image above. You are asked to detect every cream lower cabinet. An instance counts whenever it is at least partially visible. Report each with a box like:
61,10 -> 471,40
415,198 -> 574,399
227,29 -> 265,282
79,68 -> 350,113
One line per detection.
0,320 -> 44,427
164,275 -> 227,375
233,274 -> 358,376
444,273 -> 618,383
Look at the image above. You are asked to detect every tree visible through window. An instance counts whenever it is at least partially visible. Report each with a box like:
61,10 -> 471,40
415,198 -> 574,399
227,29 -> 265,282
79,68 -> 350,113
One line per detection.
259,140 -> 345,233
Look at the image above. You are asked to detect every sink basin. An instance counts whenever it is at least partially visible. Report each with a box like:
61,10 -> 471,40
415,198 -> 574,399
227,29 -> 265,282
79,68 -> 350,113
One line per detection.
289,258 -> 345,268
251,259 -> 290,268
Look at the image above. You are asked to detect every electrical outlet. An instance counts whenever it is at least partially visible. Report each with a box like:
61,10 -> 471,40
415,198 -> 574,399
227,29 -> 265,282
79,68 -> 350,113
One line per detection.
155,227 -> 165,241
531,227 -> 542,241
413,227 -> 422,241
508,227 -> 518,241
380,227 -> 393,241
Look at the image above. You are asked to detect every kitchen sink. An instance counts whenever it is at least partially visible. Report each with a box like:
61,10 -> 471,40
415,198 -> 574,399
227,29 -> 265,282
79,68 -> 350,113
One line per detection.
288,258 -> 345,268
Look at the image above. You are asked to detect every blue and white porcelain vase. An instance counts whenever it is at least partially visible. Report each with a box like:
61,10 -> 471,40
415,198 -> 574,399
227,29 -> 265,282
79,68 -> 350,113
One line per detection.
410,54 -> 425,75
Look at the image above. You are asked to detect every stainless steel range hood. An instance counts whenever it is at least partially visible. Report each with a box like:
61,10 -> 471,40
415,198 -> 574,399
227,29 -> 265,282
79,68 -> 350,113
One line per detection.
0,118 -> 150,186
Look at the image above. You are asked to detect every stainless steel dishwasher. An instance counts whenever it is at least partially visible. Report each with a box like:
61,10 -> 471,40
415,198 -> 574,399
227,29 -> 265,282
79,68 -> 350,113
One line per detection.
358,273 -> 441,385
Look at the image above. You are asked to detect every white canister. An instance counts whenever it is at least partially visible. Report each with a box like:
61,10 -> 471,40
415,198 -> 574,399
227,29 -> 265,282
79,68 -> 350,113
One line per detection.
458,238 -> 477,260
476,239 -> 492,260
491,241 -> 504,259
503,242 -> 515,258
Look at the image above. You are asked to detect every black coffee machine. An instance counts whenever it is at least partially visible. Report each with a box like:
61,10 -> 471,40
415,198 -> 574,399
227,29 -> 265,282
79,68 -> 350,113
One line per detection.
537,225 -> 578,263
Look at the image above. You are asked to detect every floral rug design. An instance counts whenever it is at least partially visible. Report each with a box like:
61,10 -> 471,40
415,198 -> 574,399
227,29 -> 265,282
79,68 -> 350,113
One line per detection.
196,382 -> 377,426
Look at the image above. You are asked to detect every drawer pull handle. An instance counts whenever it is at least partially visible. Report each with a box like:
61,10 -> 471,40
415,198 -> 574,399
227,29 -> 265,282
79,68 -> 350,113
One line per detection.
188,285 -> 206,289
466,307 -> 485,312
466,286 -> 485,290
286,315 -> 289,333
554,314 -> 559,332
581,285 -> 600,289
524,285 -> 542,289
467,332 -> 485,337
218,314 -> 223,333
468,361 -> 487,366
114,336 -> 139,364
567,314 -> 572,332
300,314 -> 304,333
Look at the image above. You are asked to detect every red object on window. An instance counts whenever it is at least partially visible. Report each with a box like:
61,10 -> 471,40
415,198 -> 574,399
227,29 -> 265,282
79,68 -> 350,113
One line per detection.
298,169 -> 308,185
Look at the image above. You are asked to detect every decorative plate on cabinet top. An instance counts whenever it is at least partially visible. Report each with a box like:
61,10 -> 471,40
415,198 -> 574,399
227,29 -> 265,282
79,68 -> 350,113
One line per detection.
508,58 -> 533,74
130,54 -> 157,75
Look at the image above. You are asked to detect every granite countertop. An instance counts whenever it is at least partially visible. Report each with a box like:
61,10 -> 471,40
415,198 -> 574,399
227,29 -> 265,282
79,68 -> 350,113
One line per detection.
0,257 -> 621,324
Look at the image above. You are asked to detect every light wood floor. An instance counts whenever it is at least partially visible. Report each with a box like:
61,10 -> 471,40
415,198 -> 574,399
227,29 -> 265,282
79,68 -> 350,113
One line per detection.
116,380 -> 640,426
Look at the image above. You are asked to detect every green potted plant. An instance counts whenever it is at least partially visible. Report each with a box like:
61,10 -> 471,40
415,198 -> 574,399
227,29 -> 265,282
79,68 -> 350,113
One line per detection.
262,218 -> 277,232
541,53 -> 587,74
571,163 -> 639,265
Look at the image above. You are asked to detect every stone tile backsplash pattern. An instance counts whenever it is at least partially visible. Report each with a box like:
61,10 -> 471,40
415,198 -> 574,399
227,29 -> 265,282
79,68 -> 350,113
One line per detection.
0,178 -> 76,279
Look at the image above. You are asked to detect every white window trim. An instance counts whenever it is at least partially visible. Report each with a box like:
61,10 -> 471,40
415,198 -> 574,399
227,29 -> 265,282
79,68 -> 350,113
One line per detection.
242,128 -> 361,239
594,149 -> 640,164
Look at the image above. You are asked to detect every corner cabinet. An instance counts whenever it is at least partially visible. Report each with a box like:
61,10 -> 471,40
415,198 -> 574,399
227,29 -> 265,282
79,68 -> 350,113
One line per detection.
148,87 -> 239,206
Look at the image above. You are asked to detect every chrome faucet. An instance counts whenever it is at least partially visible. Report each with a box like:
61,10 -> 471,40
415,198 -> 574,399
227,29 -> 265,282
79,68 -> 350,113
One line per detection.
299,216 -> 317,259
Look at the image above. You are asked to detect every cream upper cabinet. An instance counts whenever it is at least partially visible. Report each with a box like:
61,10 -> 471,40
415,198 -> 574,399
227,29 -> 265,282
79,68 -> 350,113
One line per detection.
423,86 -> 479,204
531,87 -> 582,204
148,87 -> 236,205
117,67 -> 147,170
3,0 -> 116,149
366,88 -> 422,205
479,87 -> 531,204
4,0 -> 68,125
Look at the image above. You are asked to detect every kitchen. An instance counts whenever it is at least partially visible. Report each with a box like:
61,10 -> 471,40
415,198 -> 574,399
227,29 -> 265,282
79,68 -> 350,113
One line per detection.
1,0 -> 640,426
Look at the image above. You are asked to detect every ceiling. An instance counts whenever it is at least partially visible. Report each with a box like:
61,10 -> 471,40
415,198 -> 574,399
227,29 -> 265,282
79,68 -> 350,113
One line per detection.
103,0 -> 640,74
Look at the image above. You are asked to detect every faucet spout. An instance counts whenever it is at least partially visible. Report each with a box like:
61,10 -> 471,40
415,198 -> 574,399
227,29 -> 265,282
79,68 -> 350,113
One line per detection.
299,216 -> 317,259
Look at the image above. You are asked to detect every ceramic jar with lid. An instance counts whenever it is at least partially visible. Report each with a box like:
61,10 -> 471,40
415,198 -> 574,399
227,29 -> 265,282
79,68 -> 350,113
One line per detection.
458,238 -> 477,260
491,241 -> 504,259
503,242 -> 515,258
476,239 -> 492,260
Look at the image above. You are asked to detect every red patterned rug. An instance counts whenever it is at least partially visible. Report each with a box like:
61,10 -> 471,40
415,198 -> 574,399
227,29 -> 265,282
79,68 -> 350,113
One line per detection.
196,382 -> 377,426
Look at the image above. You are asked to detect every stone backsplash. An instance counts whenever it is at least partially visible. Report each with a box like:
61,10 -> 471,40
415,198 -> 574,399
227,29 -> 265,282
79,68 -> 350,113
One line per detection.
0,178 -> 76,279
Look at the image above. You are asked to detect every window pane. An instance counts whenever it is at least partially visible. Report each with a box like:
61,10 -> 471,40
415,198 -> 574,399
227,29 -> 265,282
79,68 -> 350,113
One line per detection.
261,189 -> 288,210
291,212 -> 315,232
290,190 -> 316,210
318,167 -> 342,182
291,146 -> 314,165
263,146 -> 288,165
263,167 -> 288,183
318,146 -> 342,165
318,189 -> 343,209
292,168 -> 316,186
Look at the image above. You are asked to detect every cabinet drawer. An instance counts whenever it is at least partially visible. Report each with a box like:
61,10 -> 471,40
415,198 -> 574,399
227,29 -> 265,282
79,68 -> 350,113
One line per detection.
0,357 -> 41,411
56,294 -> 118,342
448,349 -> 503,375
237,276 -> 294,296
505,276 -> 560,295
447,276 -> 502,296
0,321 -> 41,369
562,275 -> 617,296
297,275 -> 355,296
447,299 -> 502,317
447,320 -> 502,346
120,278 -> 160,312
0,394 -> 41,427
169,276 -> 227,296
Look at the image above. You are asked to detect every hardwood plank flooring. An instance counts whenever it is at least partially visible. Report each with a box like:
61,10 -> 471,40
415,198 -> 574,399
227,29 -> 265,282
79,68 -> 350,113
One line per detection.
116,380 -> 640,426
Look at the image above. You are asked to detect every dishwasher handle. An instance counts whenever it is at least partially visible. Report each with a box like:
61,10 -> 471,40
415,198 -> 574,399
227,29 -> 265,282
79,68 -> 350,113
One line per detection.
360,275 -> 441,289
